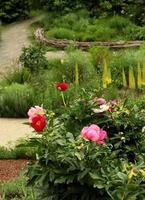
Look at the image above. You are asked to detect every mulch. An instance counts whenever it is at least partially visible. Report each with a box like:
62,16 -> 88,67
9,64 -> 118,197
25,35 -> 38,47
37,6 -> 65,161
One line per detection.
0,159 -> 29,181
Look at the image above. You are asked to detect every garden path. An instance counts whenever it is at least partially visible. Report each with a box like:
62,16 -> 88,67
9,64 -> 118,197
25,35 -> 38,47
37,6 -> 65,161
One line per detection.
0,19 -> 32,76
0,118 -> 33,146
0,18 -> 65,78
0,18 -> 65,147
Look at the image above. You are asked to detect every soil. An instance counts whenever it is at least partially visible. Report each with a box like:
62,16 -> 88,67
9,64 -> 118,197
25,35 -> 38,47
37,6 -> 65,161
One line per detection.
0,159 -> 29,181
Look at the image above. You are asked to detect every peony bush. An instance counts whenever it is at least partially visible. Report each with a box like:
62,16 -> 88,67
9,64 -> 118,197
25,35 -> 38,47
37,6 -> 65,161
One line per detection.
26,89 -> 145,200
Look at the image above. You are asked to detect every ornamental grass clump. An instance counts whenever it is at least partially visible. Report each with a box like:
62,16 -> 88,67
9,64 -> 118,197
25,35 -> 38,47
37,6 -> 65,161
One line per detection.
0,83 -> 35,117
26,90 -> 145,200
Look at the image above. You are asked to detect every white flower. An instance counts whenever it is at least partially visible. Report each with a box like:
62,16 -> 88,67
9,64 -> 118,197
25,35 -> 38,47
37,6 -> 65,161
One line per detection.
92,104 -> 110,113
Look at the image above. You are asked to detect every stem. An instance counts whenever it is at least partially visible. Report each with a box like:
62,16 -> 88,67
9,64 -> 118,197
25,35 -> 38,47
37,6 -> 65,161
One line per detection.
61,92 -> 66,107
121,179 -> 130,200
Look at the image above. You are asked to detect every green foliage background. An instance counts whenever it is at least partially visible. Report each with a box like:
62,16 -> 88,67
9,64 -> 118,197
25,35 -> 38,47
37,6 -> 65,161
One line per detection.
0,0 -> 32,23
40,0 -> 145,24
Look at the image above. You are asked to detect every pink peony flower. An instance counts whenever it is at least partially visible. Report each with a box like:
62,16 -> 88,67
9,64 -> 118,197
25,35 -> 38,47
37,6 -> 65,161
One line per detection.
28,106 -> 45,122
110,99 -> 118,105
81,124 -> 107,144
93,97 -> 106,105
96,129 -> 107,144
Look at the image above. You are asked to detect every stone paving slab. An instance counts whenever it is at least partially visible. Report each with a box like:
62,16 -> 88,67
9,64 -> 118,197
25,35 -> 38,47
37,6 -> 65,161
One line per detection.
0,118 -> 33,146
45,50 -> 65,59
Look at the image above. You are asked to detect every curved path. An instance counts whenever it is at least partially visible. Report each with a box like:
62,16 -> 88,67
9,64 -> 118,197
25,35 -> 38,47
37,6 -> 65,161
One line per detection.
0,18 -> 65,79
0,18 -> 66,146
0,18 -> 37,146
0,19 -> 34,77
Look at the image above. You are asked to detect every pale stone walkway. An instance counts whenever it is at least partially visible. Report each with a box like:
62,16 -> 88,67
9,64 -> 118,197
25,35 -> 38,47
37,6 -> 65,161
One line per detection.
0,19 -> 33,76
0,18 -> 65,78
0,118 -> 33,146
0,18 -> 66,146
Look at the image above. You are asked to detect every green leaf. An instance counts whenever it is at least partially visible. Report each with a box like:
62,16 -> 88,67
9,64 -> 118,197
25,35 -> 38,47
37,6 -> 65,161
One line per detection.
78,169 -> 90,180
75,152 -> 82,160
117,172 -> 127,182
89,172 -> 102,180
56,139 -> 65,146
54,177 -> 66,184
93,183 -> 104,189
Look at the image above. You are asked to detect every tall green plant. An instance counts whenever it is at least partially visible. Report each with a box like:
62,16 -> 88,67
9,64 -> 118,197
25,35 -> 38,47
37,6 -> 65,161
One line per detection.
122,68 -> 127,88
128,66 -> 136,89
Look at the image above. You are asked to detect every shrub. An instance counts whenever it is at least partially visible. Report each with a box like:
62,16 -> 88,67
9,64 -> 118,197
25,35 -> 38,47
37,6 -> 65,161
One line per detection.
3,68 -> 31,85
133,26 -> 145,40
26,94 -> 145,199
0,0 -> 32,23
0,83 -> 35,117
46,28 -> 76,40
108,15 -> 131,31
43,11 -> 145,41
89,26 -> 116,41
19,46 -> 48,72
51,50 -> 96,85
52,12 -> 79,29
89,46 -> 111,67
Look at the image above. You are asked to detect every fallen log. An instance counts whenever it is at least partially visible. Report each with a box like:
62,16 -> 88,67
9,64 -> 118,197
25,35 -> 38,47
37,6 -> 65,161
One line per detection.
34,28 -> 144,50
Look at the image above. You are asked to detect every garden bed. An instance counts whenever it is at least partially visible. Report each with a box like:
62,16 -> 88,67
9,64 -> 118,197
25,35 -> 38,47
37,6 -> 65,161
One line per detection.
35,28 -> 144,50
0,159 -> 29,181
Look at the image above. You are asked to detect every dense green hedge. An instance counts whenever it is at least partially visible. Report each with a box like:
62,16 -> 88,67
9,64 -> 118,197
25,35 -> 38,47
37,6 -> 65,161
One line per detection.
1,0 -> 145,24
40,0 -> 145,24
0,0 -> 32,23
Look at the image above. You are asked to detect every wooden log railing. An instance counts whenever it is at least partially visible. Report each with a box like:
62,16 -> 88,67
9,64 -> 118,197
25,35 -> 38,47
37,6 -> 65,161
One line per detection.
34,28 -> 144,50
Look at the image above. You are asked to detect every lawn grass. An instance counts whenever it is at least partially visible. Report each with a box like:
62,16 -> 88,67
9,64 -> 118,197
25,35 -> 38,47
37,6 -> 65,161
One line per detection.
0,139 -> 37,160
0,176 -> 35,200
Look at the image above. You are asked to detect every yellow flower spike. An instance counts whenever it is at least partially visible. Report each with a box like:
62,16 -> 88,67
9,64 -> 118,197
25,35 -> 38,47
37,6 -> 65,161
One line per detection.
128,66 -> 136,89
142,63 -> 145,86
102,59 -> 108,88
74,63 -> 79,87
122,68 -> 127,88
107,65 -> 112,85
137,63 -> 142,89
102,59 -> 112,88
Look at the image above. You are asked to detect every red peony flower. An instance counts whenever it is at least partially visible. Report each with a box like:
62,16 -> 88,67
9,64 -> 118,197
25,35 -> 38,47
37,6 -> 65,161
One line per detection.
56,82 -> 68,91
31,115 -> 46,132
